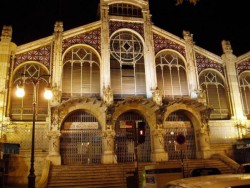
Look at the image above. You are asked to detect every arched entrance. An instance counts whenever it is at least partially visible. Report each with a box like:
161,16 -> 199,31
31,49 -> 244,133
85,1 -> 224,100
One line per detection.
60,110 -> 102,165
114,111 -> 151,162
164,110 -> 196,160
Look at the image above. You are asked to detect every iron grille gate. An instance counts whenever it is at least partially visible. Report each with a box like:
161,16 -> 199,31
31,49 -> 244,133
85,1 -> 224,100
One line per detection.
61,129 -> 102,165
164,126 -> 196,160
60,110 -> 102,165
114,112 -> 151,162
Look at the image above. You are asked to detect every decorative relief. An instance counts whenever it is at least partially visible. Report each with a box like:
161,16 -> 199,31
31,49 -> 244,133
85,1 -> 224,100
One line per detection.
51,108 -> 60,131
152,87 -> 162,106
221,40 -> 233,54
196,52 -> 224,75
109,21 -> 144,38
237,59 -> 250,74
153,33 -> 185,56
103,85 -> 113,106
62,29 -> 101,54
14,45 -> 51,69
1,25 -> 12,40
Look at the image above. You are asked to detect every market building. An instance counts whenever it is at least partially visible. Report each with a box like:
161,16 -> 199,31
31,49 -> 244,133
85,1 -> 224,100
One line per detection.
0,0 -> 249,186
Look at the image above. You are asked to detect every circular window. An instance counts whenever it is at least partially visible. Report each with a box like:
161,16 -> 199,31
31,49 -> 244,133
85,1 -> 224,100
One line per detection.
110,32 -> 143,63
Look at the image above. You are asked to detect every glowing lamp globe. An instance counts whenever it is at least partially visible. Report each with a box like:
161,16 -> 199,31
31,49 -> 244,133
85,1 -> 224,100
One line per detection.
44,87 -> 53,100
16,86 -> 25,98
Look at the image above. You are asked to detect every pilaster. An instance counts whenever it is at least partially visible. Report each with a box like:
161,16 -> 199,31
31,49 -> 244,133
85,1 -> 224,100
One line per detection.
143,8 -> 156,98
151,127 -> 168,162
100,3 -> 110,97
0,26 -> 16,139
46,131 -> 61,165
221,40 -> 246,122
101,129 -> 116,164
46,107 -> 61,165
51,21 -> 63,106
183,30 -> 199,99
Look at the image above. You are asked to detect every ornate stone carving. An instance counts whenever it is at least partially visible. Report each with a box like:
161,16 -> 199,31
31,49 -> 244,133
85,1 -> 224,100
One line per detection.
222,40 -> 233,54
1,25 -> 12,41
51,108 -> 60,131
54,21 -> 63,33
183,30 -> 193,43
152,87 -> 162,105
106,105 -> 114,126
103,85 -> 113,105
200,107 -> 213,134
197,89 -> 207,105
51,87 -> 61,106
156,105 -> 165,125
101,129 -> 116,164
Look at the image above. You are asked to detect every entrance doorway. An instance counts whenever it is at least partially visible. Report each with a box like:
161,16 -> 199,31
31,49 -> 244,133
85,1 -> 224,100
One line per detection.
60,110 -> 102,165
114,111 -> 151,162
164,111 -> 196,160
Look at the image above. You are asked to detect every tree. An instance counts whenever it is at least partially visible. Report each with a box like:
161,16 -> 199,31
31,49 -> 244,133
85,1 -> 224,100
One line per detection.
176,0 -> 199,5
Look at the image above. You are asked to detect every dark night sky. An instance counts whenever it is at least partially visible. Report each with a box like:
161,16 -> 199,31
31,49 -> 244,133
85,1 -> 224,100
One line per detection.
0,0 -> 249,56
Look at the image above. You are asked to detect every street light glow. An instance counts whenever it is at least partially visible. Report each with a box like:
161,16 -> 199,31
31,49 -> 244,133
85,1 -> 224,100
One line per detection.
44,87 -> 53,100
16,85 -> 25,98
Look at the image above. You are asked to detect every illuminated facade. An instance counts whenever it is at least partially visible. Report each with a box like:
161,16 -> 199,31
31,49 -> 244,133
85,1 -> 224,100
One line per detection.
0,0 -> 249,184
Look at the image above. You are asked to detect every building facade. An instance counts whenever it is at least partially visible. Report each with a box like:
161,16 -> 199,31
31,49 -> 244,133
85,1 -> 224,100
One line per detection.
0,0 -> 250,184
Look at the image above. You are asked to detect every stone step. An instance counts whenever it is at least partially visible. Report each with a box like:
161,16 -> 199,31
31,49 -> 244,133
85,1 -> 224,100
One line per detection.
47,160 -> 235,187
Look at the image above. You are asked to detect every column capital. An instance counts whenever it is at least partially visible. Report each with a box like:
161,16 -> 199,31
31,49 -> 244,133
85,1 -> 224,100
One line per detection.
47,130 -> 61,138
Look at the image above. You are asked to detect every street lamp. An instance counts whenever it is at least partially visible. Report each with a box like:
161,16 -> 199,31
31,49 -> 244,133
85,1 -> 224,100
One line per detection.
16,74 -> 52,188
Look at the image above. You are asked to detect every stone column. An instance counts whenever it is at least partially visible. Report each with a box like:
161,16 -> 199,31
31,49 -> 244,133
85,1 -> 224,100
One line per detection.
143,8 -> 157,98
101,129 -> 116,164
46,107 -> 61,165
51,21 -> 63,106
100,3 -> 110,97
221,40 -> 246,121
183,30 -> 199,99
151,127 -> 168,162
196,127 -> 211,159
196,109 -> 212,159
46,131 -> 61,165
0,26 -> 16,140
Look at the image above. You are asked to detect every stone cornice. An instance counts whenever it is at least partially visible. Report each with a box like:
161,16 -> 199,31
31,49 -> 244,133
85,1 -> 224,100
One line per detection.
63,21 -> 101,40
152,25 -> 185,47
194,45 -> 223,64
15,36 -> 53,54
236,52 -> 250,63
153,25 -> 223,64
14,21 -> 101,55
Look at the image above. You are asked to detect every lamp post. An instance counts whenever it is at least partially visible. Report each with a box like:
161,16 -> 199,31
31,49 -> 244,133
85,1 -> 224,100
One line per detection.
16,74 -> 52,188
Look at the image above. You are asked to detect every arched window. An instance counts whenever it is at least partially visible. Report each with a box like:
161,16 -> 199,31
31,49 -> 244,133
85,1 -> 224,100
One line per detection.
11,63 -> 50,121
199,70 -> 230,119
110,31 -> 146,99
109,3 -> 143,18
239,71 -> 250,117
155,50 -> 189,98
62,46 -> 100,100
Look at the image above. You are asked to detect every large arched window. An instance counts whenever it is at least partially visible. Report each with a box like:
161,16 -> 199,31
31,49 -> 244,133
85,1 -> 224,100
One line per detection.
199,70 -> 230,119
62,46 -> 100,100
155,50 -> 189,98
110,31 -> 146,99
239,71 -> 250,117
11,63 -> 50,121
